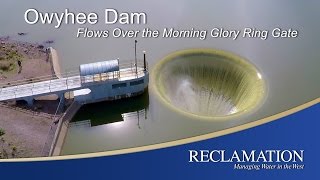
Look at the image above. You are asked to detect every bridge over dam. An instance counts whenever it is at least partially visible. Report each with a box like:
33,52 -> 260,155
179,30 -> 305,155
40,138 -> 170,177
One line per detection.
0,58 -> 149,107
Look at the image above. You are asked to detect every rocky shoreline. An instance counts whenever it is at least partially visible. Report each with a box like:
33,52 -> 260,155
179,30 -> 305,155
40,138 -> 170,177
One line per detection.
0,36 -> 55,83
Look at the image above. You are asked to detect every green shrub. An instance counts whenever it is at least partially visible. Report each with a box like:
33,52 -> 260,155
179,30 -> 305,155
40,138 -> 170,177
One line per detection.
0,128 -> 5,136
0,61 -> 15,72
0,61 -> 10,71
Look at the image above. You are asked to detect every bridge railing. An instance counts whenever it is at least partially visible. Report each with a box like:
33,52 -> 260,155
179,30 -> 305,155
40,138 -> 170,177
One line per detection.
80,60 -> 147,84
0,70 -> 80,89
0,59 -> 147,90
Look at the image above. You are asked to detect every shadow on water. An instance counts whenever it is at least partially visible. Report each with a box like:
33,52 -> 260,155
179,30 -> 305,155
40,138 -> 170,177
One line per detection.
71,89 -> 149,127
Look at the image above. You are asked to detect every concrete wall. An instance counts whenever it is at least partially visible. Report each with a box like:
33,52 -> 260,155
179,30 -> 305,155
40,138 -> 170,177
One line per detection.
75,72 -> 149,104
49,101 -> 81,156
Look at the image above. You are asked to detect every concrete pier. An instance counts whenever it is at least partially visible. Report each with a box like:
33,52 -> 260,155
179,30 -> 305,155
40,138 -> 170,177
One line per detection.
24,97 -> 34,106
50,47 -> 62,79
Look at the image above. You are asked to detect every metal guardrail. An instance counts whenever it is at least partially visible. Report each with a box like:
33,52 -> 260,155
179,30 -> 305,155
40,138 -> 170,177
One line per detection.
0,76 -> 81,101
0,60 -> 147,88
0,70 -> 80,88
80,68 -> 146,84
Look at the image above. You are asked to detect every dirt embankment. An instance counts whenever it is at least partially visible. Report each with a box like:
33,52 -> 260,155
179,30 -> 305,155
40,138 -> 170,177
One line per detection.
0,36 -> 62,158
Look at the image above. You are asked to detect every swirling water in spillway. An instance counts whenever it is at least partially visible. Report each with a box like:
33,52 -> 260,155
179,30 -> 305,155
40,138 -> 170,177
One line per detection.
171,76 -> 238,116
156,50 -> 265,117
165,64 -> 250,116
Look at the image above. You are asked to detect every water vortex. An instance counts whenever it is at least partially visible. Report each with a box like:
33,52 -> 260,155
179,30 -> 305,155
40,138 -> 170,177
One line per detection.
153,49 -> 266,118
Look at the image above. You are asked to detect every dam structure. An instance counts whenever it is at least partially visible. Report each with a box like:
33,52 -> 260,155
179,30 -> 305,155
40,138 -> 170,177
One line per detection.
0,57 -> 149,107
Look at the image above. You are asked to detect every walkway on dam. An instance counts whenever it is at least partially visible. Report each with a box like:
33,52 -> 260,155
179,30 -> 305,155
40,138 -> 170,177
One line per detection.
0,67 -> 145,102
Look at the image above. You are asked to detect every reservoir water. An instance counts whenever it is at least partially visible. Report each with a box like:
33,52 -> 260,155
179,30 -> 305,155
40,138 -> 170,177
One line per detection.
0,0 -> 319,155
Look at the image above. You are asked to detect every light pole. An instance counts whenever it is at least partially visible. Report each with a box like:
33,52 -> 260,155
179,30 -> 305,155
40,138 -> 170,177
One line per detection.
143,51 -> 146,71
134,40 -> 138,75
